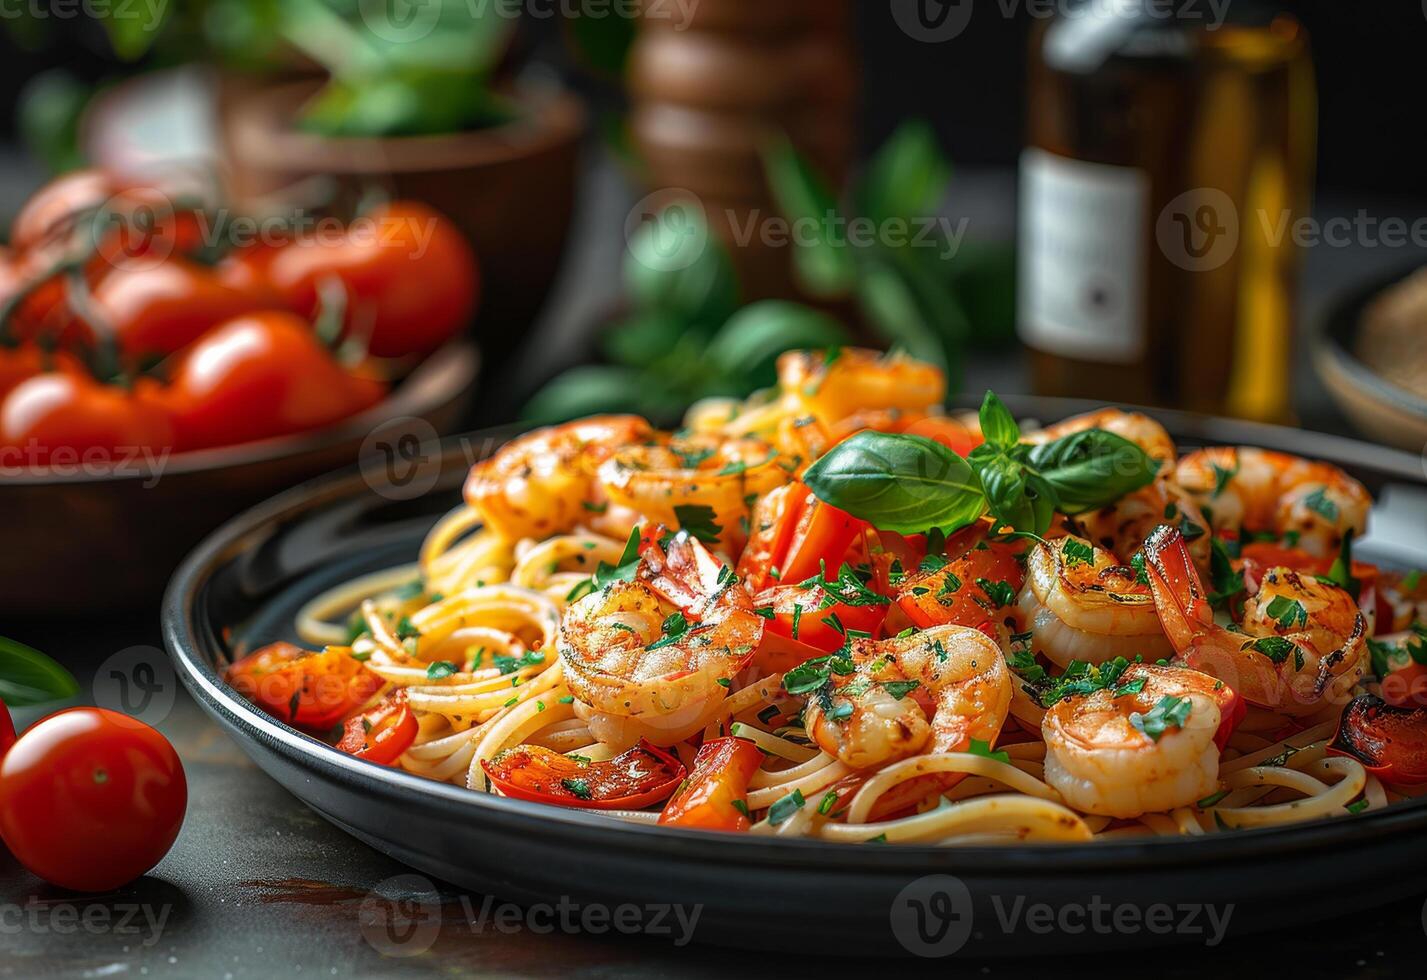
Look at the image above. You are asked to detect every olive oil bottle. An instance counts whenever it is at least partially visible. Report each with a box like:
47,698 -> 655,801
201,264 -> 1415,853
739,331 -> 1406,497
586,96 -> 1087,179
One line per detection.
1019,1 -> 1316,421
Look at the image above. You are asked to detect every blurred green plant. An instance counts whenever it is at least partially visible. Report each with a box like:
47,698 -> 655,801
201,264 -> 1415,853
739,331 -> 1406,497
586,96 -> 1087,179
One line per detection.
524,208 -> 849,425
763,120 -> 1017,385
6,1 -> 520,139
525,121 -> 1016,425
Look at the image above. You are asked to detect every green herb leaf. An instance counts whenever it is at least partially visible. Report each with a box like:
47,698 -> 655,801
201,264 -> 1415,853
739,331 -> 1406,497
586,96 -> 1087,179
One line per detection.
0,636 -> 79,706
426,661 -> 459,681
1130,695 -> 1193,742
767,788 -> 807,826
674,504 -> 722,545
802,431 -> 986,536
967,738 -> 1011,764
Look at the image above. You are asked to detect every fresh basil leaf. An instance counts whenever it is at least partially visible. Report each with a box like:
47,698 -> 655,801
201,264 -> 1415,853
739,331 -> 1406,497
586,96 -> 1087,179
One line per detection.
978,391 -> 1021,448
803,431 -> 985,536
0,636 -> 80,706
1018,429 -> 1159,515
1325,529 -> 1360,600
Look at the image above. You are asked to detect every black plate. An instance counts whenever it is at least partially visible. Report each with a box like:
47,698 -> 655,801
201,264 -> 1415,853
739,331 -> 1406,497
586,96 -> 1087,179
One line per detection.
162,399 -> 1427,957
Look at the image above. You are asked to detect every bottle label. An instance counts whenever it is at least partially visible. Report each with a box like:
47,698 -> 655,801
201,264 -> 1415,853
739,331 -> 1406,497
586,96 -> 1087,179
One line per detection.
1018,148 -> 1149,363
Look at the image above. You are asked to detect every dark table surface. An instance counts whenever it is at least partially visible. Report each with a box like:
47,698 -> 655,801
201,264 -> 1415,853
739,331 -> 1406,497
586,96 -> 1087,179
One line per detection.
3,158 -> 1427,978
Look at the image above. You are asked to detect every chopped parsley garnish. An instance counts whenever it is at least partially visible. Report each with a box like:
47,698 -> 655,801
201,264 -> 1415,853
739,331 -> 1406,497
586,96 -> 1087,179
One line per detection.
1304,487 -> 1339,521
882,680 -> 920,700
1130,551 -> 1150,586
674,504 -> 723,544
1246,635 -> 1296,666
767,789 -> 806,826
918,553 -> 950,574
494,651 -> 546,675
425,660 -> 458,681
1061,539 -> 1094,568
967,738 -> 1010,764
818,791 -> 839,816
567,526 -> 643,602
395,617 -> 421,641
560,778 -> 593,800
976,578 -> 1016,609
1265,595 -> 1308,629
646,612 -> 690,651
1208,537 -> 1244,607
1210,461 -> 1239,499
1130,695 -> 1192,742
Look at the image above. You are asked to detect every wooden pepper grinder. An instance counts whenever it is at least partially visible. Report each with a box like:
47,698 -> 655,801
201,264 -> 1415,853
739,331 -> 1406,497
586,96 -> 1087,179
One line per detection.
626,0 -> 858,301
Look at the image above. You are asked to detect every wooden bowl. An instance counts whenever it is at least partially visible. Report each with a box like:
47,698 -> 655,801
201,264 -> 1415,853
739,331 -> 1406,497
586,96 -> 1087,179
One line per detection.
0,341 -> 478,617
1315,265 -> 1427,454
223,81 -> 585,370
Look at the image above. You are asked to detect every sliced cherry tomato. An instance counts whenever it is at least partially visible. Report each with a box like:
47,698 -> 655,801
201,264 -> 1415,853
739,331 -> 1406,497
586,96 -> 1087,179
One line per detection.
0,699 -> 14,758
902,415 -> 983,458
225,642 -> 384,732
756,581 -> 890,657
482,739 -> 686,810
163,311 -> 386,450
738,483 -> 866,593
89,258 -> 277,358
0,372 -> 176,464
658,737 -> 765,832
337,690 -> 416,766
1380,662 -> 1427,709
266,201 -> 479,358
0,344 -> 70,403
894,526 -> 1025,630
1330,694 -> 1427,785
0,707 -> 186,892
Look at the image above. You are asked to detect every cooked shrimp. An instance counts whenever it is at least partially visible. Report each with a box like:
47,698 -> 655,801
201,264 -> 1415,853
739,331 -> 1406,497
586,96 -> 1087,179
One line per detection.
1144,524 -> 1368,716
1175,447 -> 1370,557
558,531 -> 763,748
1043,664 -> 1230,818
596,433 -> 790,554
804,625 -> 1012,771
777,348 -> 945,431
1026,409 -> 1210,569
1016,535 -> 1175,669
464,415 -> 652,542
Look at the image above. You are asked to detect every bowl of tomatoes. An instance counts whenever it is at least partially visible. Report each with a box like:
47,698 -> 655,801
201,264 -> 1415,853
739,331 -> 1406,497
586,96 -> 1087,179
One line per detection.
0,169 -> 481,615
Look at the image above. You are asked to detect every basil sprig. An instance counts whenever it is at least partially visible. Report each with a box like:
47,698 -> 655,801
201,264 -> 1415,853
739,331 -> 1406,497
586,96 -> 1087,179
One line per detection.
803,391 -> 1160,537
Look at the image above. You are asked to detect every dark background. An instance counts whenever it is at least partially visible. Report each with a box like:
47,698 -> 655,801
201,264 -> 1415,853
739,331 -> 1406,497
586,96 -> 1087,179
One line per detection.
1,1 -> 1423,197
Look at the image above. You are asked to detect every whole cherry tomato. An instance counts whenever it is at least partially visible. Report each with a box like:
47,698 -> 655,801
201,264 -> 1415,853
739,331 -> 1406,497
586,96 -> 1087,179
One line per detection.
163,311 -> 386,450
0,372 -> 176,465
9,170 -> 119,252
265,201 -> 479,357
226,642 -> 385,731
89,258 -> 277,359
0,707 -> 187,892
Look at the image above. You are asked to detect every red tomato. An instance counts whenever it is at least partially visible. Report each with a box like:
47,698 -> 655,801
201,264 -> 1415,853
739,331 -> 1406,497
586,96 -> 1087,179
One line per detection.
163,311 -> 386,450
738,483 -> 866,593
336,690 -> 417,766
225,642 -> 384,731
266,201 -> 479,358
89,258 -> 277,358
9,170 -> 119,252
0,372 -> 176,464
482,740 -> 686,810
0,344 -> 50,402
756,581 -> 889,656
902,415 -> 983,458
1330,694 -> 1427,785
0,699 -> 14,758
0,707 -> 186,892
894,527 -> 1025,630
659,737 -> 765,832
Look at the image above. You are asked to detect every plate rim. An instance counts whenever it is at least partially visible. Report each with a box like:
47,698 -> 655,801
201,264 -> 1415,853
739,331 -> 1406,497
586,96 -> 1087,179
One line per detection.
161,404 -> 1427,873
